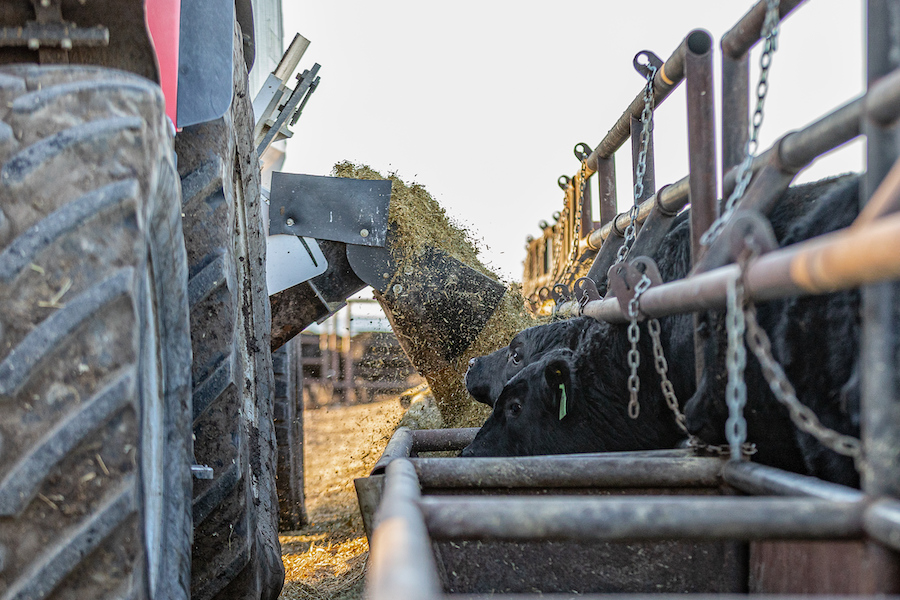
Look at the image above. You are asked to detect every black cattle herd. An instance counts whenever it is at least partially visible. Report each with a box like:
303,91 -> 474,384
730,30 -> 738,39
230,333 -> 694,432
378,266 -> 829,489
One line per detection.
461,174 -> 862,488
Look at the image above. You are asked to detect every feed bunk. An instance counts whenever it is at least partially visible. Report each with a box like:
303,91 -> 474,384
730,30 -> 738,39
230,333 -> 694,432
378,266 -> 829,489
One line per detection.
358,0 -> 900,596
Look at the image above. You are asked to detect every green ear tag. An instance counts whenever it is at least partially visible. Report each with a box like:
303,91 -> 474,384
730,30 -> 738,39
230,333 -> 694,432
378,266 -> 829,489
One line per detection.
558,383 -> 568,420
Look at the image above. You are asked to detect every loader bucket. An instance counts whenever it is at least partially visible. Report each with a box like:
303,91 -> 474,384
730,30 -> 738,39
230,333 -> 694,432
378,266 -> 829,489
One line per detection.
268,168 -> 529,426
268,173 -> 507,363
352,245 -> 507,373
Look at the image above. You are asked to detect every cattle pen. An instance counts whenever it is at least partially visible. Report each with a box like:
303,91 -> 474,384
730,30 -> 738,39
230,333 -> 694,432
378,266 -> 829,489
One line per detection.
356,1 -> 900,598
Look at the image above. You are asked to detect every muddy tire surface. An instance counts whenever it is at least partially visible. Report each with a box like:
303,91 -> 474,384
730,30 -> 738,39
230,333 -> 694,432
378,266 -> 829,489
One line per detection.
273,341 -> 305,531
0,66 -> 193,600
177,20 -> 283,600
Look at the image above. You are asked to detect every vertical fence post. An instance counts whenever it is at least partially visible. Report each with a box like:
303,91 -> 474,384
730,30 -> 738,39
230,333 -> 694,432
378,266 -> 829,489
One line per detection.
685,29 -> 718,386
579,168 -> 594,236
318,322 -> 329,401
861,0 -> 900,591
720,49 -> 749,200
330,314 -> 341,402
343,301 -> 356,403
597,156 -> 618,227
685,29 -> 718,266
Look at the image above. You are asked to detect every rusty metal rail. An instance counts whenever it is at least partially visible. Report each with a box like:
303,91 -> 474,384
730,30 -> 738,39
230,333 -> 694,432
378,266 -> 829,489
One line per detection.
582,0 -> 804,175
578,208 -> 900,324
412,455 -> 721,489
573,63 -> 900,260
421,496 -> 864,542
364,454 -> 900,600
363,2 -> 900,597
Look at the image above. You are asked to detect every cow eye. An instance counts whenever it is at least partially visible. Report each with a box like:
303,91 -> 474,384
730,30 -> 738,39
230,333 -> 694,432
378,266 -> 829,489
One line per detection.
510,348 -> 522,365
508,401 -> 522,417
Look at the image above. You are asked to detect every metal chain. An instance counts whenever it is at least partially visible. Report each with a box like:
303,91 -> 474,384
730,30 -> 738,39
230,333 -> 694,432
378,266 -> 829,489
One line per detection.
724,268 -> 749,461
626,274 -> 652,419
550,161 -> 588,289
647,316 -> 757,456
700,0 -> 781,246
689,437 -> 757,458
743,301 -> 863,468
647,318 -> 689,435
616,64 -> 657,265
551,190 -> 570,279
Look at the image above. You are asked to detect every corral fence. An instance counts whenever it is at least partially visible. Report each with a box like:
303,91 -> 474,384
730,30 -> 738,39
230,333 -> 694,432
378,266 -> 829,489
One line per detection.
301,298 -> 423,406
358,1 -> 900,598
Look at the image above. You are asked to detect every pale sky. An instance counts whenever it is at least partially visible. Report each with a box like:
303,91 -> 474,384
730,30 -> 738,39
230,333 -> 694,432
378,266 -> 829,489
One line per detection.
279,1 -> 865,283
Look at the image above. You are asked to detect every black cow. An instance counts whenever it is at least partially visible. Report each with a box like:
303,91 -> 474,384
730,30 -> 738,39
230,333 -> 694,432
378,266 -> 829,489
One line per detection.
685,174 -> 861,487
462,213 -> 697,457
460,324 -> 692,456
462,175 -> 855,459
465,211 -> 694,408
465,316 -> 604,407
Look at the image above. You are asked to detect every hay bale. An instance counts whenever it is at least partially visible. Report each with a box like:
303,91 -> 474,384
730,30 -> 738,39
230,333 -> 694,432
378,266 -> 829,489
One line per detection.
333,162 -> 538,427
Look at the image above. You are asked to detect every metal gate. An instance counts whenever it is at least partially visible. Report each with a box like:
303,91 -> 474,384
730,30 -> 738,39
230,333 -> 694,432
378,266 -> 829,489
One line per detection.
359,0 -> 900,597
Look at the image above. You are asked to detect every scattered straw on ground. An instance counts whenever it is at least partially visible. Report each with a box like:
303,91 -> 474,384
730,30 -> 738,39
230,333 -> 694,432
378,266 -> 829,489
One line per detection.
278,399 -> 407,600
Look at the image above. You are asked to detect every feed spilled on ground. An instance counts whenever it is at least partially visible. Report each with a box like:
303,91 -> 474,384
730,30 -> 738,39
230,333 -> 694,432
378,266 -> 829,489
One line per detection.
279,399 -> 406,600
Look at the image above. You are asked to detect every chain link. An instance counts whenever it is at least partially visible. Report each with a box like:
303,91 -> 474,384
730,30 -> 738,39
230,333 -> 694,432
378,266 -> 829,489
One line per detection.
648,315 -> 756,456
616,64 -> 657,266
700,0 -> 781,246
724,268 -> 749,461
626,274 -> 651,419
550,162 -> 588,290
551,189 -> 571,280
743,301 -> 863,467
647,318 -> 689,435
689,437 -> 757,458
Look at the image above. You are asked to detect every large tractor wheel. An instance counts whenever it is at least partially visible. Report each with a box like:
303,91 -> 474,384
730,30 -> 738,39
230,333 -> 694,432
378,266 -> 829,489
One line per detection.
273,340 -> 305,531
176,21 -> 283,600
0,67 -> 192,600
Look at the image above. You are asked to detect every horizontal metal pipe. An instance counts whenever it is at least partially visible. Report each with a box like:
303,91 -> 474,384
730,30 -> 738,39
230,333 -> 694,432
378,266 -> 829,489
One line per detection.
453,595 -> 884,600
720,0 -> 805,59
864,498 -> 900,551
368,459 -> 443,600
724,66 -> 900,194
582,2 -> 803,174
420,496 -> 864,542
411,427 -> 479,454
578,65 -> 900,266
722,461 -> 865,502
855,154 -> 900,227
370,427 -> 414,474
582,210 -> 900,324
584,176 -> 690,251
584,36 -> 690,170
411,455 -> 723,490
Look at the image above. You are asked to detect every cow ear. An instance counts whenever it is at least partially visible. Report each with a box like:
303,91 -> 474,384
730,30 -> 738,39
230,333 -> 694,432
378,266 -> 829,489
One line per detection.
543,355 -> 573,419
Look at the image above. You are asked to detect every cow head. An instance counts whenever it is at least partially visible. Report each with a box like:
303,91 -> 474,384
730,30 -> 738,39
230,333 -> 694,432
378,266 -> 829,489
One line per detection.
465,317 -> 598,407
461,349 -> 584,457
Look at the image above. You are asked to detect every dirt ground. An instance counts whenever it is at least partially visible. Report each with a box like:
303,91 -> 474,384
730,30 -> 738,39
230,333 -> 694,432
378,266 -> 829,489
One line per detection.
277,397 -> 408,600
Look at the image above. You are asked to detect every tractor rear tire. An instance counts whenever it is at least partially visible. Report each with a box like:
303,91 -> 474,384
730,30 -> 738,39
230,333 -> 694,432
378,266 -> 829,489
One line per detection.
176,20 -> 283,600
273,340 -> 305,531
0,66 -> 192,600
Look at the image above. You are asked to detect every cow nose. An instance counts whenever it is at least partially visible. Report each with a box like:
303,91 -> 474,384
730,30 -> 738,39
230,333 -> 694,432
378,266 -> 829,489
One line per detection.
468,357 -> 477,368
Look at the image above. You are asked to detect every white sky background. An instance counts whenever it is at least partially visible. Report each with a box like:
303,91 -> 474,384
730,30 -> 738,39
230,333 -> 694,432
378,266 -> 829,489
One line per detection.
279,0 -> 864,284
